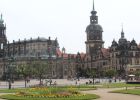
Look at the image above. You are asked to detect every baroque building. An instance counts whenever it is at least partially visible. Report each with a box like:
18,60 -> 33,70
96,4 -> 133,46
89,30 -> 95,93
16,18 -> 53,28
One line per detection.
0,14 -> 77,79
85,1 -> 104,55
4,37 -> 59,58
84,1 -> 109,76
0,0 -> 139,79
76,0 -> 140,77
110,29 -> 140,76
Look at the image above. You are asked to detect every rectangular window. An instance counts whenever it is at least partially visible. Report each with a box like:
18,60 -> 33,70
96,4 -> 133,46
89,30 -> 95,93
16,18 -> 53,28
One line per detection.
1,43 -> 3,49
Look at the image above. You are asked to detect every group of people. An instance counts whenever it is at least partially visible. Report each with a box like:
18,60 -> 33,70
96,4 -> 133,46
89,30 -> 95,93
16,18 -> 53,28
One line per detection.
45,79 -> 57,86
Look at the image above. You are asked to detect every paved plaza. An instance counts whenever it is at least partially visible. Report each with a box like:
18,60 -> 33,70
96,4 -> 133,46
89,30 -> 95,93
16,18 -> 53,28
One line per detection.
0,78 -> 124,88
0,79 -> 93,88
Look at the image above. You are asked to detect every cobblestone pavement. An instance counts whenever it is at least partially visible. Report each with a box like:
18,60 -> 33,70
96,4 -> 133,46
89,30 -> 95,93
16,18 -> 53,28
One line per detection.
81,88 -> 140,100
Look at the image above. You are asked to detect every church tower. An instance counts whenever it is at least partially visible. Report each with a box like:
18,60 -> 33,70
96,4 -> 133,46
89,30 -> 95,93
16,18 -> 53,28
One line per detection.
85,0 -> 104,56
0,14 -> 7,57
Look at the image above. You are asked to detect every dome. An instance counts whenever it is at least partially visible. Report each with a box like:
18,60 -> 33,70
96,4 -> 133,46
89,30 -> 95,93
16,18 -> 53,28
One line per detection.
130,39 -> 137,46
111,39 -> 118,47
86,24 -> 103,33
118,38 -> 127,45
118,38 -> 128,50
0,19 -> 3,24
0,23 -> 4,27
0,19 -> 4,27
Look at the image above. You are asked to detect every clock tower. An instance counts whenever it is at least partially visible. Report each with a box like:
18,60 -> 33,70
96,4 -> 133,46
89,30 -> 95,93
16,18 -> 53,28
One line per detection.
85,0 -> 104,56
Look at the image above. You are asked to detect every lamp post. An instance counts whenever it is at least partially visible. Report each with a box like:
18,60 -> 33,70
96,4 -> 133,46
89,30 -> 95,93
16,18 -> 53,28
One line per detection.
47,47 -> 52,85
76,71 -> 80,81
7,57 -> 15,89
121,49 -> 128,81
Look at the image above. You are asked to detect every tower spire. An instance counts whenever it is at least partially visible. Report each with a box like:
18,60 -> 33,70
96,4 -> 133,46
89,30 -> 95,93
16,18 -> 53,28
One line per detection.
121,24 -> 124,38
91,0 -> 97,15
1,14 -> 2,20
93,0 -> 95,11
90,0 -> 98,24
122,23 -> 123,32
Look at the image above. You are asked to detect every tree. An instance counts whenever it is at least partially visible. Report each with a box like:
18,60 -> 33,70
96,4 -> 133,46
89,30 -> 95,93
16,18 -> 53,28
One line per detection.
105,69 -> 116,78
32,61 -> 48,85
87,69 -> 96,84
134,70 -> 140,80
134,71 -> 140,77
17,64 -> 32,88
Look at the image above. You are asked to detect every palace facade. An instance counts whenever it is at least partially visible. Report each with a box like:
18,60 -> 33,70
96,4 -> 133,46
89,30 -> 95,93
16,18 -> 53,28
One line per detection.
0,1 -> 140,79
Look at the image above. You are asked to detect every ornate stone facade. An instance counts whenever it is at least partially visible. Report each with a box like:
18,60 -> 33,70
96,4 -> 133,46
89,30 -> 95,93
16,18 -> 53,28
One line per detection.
4,37 -> 59,58
83,1 -> 109,77
0,14 -> 77,79
110,29 -> 140,76
0,1 -> 140,79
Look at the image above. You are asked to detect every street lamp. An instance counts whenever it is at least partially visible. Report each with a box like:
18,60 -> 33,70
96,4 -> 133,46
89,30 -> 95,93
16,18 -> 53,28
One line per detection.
7,57 -> 15,89
76,71 -> 80,81
47,47 -> 53,84
120,50 -> 128,81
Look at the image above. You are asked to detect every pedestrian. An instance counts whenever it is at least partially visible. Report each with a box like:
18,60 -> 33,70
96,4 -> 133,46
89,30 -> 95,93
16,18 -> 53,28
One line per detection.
49,79 -> 52,86
45,79 -> 48,86
75,81 -> 77,85
54,81 -> 57,86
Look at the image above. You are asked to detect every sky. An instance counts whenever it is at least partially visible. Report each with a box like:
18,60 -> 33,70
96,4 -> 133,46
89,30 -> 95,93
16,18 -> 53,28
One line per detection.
0,0 -> 140,54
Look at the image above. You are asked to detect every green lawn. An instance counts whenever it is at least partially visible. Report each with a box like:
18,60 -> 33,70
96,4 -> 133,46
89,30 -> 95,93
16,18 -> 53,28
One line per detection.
0,88 -> 27,93
0,94 -> 99,100
111,89 -> 140,95
55,85 -> 96,88
95,83 -> 140,88
0,86 -> 99,100
0,85 -> 96,93
58,85 -> 96,91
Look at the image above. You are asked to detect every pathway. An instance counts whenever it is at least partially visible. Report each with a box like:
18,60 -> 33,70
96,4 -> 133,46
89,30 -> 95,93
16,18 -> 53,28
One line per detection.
81,88 -> 140,100
0,93 -> 12,100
